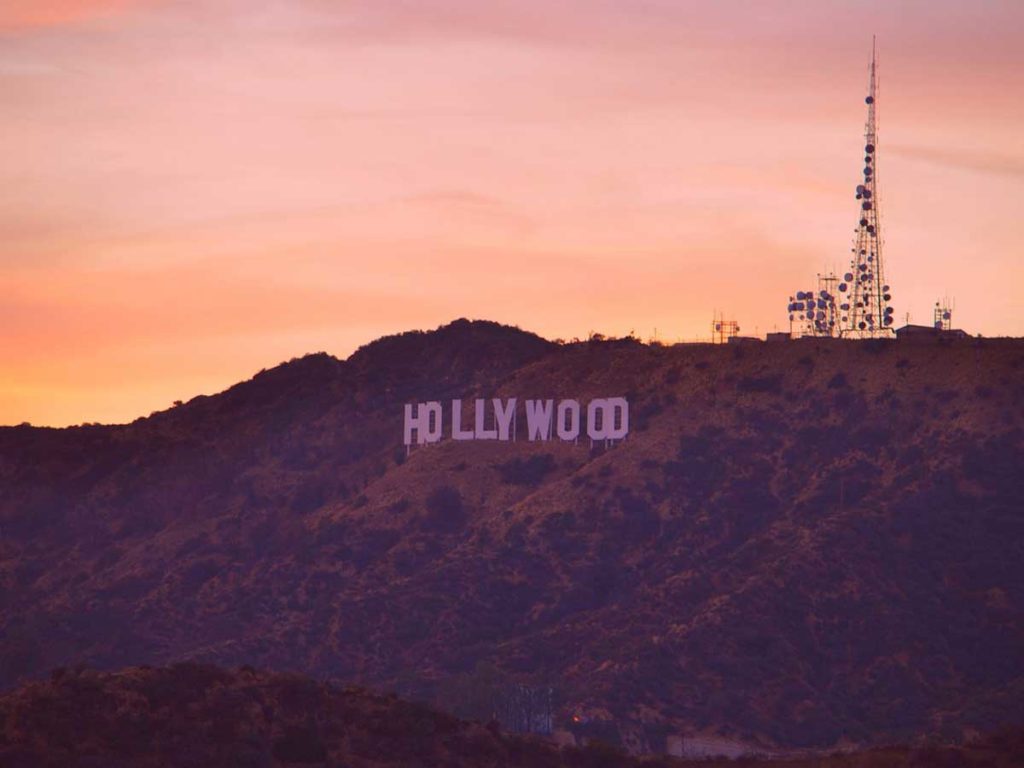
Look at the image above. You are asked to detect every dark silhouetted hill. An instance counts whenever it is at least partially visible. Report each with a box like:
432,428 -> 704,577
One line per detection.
1,319 -> 1023,751
2,664 -> 1023,768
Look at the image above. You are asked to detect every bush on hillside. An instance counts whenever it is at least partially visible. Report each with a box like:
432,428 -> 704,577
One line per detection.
422,485 -> 467,533
496,454 -> 556,485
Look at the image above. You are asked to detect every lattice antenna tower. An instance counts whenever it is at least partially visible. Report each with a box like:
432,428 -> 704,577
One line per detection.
711,312 -> 739,344
934,298 -> 954,331
837,37 -> 895,337
787,272 -> 840,337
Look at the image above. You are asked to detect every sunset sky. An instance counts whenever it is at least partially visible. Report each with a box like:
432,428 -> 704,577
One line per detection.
2,0 -> 1023,426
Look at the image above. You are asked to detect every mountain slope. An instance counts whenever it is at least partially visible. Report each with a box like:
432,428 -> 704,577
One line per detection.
0,663 -> 602,768
4,664 -> 1022,767
1,320 -> 1022,750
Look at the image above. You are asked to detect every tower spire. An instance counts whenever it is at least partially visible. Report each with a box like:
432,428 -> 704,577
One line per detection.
837,36 -> 894,336
784,39 -> 896,339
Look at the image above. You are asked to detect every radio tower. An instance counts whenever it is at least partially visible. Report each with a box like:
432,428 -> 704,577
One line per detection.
838,37 -> 895,337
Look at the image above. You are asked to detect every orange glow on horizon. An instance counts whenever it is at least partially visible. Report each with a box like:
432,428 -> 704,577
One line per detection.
0,0 -> 145,31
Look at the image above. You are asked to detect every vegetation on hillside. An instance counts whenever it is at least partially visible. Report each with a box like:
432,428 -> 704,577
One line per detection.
1,664 -> 1023,768
1,320 -> 1022,749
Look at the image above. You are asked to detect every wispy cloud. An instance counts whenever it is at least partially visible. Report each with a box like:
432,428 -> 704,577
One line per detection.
889,145 -> 1024,181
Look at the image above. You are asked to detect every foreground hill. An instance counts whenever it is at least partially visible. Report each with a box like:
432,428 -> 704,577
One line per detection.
0,663 -> 611,768
1,319 -> 1023,750
2,664 -> 1022,768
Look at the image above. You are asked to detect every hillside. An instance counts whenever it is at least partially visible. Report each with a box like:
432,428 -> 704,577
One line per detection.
2,664 -> 1023,767
0,662 -> 614,768
1,319 -> 1023,751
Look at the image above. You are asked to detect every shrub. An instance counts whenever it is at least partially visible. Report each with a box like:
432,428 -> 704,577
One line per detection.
736,374 -> 783,394
290,483 -> 326,514
496,454 -> 556,485
827,372 -> 849,389
422,486 -> 467,533
271,726 -> 327,763
565,740 -> 628,768
180,559 -> 221,592
387,498 -> 410,515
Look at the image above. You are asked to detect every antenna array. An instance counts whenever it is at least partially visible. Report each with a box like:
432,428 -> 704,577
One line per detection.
785,39 -> 896,339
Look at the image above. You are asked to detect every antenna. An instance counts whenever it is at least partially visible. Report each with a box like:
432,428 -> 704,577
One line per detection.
784,273 -> 839,338
934,297 -> 955,331
838,36 -> 895,337
781,39 -> 896,339
711,311 -> 739,344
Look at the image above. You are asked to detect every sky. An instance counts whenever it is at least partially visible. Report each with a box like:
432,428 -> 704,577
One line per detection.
1,0 -> 1023,426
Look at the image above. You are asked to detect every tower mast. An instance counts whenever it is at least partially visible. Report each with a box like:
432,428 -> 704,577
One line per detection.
838,37 -> 895,337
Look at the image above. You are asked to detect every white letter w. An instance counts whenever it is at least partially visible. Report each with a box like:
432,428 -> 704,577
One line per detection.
525,399 -> 554,441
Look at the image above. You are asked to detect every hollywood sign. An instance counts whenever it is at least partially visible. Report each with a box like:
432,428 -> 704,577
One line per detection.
403,397 -> 629,447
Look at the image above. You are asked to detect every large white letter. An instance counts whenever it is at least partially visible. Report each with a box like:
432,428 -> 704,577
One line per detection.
451,399 -> 474,441
475,398 -> 498,439
606,396 -> 629,440
494,398 -> 516,441
525,399 -> 554,441
423,402 -> 443,443
587,398 -> 610,441
403,403 -> 419,446
556,399 -> 580,441
404,402 -> 443,445
586,397 -> 630,442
